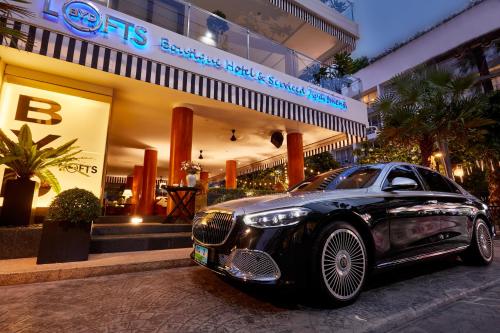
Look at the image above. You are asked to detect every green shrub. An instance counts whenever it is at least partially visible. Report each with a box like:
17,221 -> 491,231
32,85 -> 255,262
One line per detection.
47,188 -> 101,224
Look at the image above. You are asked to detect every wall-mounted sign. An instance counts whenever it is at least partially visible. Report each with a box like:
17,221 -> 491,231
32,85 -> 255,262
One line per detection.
41,0 -> 347,111
43,0 -> 147,46
0,79 -> 110,207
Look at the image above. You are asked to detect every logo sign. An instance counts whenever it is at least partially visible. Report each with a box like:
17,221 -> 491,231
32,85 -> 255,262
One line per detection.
0,79 -> 111,207
62,0 -> 102,32
44,0 -> 148,46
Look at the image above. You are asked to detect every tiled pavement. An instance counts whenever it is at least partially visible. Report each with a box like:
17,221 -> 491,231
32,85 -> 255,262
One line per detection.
0,241 -> 499,333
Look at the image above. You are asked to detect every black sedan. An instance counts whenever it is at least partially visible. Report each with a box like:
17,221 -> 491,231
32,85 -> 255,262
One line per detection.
191,162 -> 495,304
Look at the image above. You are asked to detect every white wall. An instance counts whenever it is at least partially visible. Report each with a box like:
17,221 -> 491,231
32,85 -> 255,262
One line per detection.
354,0 -> 500,94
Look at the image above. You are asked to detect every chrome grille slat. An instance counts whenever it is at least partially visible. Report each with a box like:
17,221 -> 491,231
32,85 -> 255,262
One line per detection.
192,210 -> 234,245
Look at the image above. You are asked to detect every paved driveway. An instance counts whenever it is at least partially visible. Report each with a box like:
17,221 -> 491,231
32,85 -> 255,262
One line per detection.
1,242 -> 499,333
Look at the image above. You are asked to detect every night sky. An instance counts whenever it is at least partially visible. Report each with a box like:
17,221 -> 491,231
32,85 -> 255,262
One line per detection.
351,0 -> 473,59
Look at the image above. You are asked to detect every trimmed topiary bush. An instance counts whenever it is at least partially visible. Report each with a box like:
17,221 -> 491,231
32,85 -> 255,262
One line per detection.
47,188 -> 101,224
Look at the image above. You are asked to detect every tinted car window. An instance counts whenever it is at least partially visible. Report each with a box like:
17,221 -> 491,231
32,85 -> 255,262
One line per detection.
416,168 -> 453,193
383,165 -> 423,190
291,165 -> 383,192
444,177 -> 463,194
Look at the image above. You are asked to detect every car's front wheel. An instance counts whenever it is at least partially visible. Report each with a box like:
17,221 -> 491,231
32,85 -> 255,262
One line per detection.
460,219 -> 494,265
312,222 -> 368,305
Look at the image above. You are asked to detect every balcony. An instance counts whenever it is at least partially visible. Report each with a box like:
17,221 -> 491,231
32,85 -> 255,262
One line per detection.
93,0 -> 359,96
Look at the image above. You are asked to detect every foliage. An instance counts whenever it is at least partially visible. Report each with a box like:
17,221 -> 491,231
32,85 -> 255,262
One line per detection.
207,188 -> 277,206
0,124 -> 83,193
207,10 -> 229,35
181,161 -> 202,175
354,139 -> 420,165
304,151 -> 340,176
374,67 -> 490,166
0,0 -> 34,49
47,188 -> 101,224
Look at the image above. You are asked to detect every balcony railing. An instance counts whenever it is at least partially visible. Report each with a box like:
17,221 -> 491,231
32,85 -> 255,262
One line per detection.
92,0 -> 359,97
319,0 -> 354,21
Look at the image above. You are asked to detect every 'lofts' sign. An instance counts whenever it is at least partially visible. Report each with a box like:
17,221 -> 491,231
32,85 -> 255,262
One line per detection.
41,0 -> 348,111
0,79 -> 110,207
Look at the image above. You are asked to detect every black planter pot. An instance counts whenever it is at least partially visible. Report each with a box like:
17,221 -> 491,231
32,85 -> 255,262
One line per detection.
0,178 -> 38,227
36,220 -> 92,264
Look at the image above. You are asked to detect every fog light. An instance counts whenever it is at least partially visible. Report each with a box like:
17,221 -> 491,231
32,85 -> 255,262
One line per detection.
130,216 -> 143,224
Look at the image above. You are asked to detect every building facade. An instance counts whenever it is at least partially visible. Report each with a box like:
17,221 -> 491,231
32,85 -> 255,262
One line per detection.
0,0 -> 367,215
351,0 -> 500,144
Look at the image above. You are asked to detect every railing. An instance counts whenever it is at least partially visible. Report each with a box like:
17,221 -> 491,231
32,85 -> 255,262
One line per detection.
319,0 -> 354,21
92,0 -> 359,96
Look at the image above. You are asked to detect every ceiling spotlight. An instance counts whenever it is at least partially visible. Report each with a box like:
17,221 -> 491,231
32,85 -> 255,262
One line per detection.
199,150 -> 204,159
230,129 -> 237,141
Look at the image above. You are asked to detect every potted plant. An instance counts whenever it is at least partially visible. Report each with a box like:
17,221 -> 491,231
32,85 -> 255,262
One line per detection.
37,188 -> 100,264
181,161 -> 202,187
0,124 -> 81,227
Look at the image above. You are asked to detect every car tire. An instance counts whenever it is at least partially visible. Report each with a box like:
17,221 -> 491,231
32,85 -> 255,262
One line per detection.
311,221 -> 368,305
460,219 -> 494,266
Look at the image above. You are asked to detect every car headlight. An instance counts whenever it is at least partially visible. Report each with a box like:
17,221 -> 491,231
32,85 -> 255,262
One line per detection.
243,207 -> 311,228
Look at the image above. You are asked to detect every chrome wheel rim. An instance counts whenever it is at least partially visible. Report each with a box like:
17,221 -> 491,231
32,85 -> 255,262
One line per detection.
477,221 -> 493,261
321,228 -> 366,300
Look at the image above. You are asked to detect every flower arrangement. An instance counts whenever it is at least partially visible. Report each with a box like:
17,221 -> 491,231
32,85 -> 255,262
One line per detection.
181,161 -> 202,175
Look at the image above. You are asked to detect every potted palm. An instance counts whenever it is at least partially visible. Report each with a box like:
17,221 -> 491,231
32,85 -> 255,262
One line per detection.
37,188 -> 100,264
0,124 -> 81,226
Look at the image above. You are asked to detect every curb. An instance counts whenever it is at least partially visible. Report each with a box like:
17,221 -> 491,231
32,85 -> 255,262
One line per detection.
365,275 -> 500,333
0,257 -> 195,287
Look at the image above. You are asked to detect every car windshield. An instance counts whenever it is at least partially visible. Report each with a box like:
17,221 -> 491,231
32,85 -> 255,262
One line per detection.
290,165 -> 384,192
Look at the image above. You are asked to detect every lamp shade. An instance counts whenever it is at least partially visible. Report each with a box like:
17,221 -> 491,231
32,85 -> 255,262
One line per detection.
122,189 -> 133,198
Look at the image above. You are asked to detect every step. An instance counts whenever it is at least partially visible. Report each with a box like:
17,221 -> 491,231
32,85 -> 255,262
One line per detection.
90,232 -> 193,254
92,223 -> 192,236
94,215 -> 166,224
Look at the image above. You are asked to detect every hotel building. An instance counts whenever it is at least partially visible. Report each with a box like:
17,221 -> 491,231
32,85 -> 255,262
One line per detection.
0,0 -> 367,216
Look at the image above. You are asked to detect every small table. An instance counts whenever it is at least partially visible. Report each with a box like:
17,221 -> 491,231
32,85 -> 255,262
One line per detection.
165,186 -> 199,223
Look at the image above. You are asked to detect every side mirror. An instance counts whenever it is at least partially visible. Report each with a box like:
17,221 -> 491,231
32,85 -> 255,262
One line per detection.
384,177 -> 418,191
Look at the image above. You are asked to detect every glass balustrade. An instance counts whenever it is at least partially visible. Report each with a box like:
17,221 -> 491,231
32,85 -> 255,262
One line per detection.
92,0 -> 359,97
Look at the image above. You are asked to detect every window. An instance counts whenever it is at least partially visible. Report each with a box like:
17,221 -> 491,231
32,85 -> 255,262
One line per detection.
383,165 -> 423,190
416,168 -> 453,193
443,178 -> 463,194
290,165 -> 383,192
325,166 -> 383,190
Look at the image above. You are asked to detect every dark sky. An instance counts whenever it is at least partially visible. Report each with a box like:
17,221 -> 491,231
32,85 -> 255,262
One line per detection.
351,0 -> 473,58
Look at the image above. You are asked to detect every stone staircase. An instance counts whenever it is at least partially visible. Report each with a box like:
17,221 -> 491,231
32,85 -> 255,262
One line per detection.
90,216 -> 193,254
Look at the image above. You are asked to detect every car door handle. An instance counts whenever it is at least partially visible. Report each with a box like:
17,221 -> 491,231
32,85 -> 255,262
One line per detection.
425,200 -> 438,204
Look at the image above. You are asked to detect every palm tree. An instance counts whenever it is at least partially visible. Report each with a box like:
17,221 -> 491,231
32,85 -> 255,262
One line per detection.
375,67 -> 489,170
0,0 -> 34,48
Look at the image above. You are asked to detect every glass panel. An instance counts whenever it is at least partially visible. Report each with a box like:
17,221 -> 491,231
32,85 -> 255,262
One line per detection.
189,7 -> 248,58
249,32 -> 291,74
108,0 -> 187,34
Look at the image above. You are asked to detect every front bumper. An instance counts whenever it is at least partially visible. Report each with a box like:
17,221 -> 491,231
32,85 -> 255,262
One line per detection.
191,216 -> 309,285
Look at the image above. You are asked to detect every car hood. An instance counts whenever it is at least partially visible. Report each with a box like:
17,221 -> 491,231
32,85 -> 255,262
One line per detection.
208,189 -> 370,215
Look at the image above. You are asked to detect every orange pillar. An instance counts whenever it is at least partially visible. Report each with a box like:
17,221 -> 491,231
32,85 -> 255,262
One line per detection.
168,106 -> 194,214
131,165 -> 143,212
226,160 -> 237,189
287,132 -> 304,188
137,149 -> 157,215
200,171 -> 209,194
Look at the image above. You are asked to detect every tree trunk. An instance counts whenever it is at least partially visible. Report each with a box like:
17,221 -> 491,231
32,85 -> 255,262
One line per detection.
487,166 -> 500,229
418,138 -> 434,167
472,46 -> 494,93
438,139 -> 453,179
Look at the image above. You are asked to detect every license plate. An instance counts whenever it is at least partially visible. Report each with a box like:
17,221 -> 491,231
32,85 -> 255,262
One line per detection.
194,244 -> 208,265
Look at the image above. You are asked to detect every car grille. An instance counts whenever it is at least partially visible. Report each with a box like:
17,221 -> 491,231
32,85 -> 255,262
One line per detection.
225,249 -> 281,281
192,211 -> 234,245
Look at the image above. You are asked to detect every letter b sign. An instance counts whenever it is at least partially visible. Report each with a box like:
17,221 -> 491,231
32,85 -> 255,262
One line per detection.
15,95 -> 62,125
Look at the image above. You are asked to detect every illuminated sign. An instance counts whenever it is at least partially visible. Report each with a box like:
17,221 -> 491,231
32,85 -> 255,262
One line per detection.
43,0 -> 147,46
41,0 -> 347,111
0,79 -> 111,206
160,38 -> 347,110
